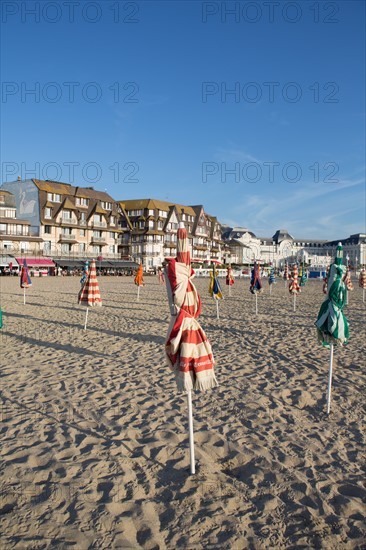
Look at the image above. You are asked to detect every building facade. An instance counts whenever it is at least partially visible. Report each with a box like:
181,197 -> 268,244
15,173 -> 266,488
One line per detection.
119,199 -> 224,270
1,179 -> 364,272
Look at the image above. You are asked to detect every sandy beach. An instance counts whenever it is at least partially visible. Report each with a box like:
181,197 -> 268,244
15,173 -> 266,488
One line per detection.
0,274 -> 365,549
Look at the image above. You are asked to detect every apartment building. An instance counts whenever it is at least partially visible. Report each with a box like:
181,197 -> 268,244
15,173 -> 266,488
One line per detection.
0,179 -> 124,268
0,188 -> 43,256
119,199 -> 224,270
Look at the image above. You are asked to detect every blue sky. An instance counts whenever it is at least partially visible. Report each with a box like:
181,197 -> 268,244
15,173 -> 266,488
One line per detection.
1,0 -> 365,239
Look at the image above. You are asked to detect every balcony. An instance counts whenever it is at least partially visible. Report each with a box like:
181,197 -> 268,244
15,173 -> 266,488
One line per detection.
59,233 -> 77,242
90,236 -> 107,245
92,221 -> 107,228
59,218 -> 77,225
0,229 -> 30,237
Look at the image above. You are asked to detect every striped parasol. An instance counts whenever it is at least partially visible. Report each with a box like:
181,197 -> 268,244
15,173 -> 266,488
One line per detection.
315,243 -> 349,414
165,222 -> 218,474
78,259 -> 102,329
20,259 -> 32,304
289,264 -> 301,294
283,263 -> 289,281
359,268 -> 366,288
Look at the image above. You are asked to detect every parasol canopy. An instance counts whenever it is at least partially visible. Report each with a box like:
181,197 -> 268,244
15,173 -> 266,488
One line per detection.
80,260 -> 89,286
209,264 -> 223,300
226,265 -> 235,286
250,262 -> 262,294
268,266 -> 276,285
359,268 -> 366,289
20,259 -> 32,289
315,243 -> 349,347
283,263 -> 290,280
78,259 -> 102,307
165,223 -> 218,392
134,263 -> 144,287
289,264 -> 301,294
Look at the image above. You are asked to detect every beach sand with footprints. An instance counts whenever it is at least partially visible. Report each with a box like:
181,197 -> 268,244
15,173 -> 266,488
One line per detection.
0,274 -> 365,549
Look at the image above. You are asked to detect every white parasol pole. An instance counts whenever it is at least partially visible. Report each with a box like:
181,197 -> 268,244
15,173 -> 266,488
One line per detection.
84,307 -> 89,331
363,288 -> 365,303
229,284 -> 231,297
137,285 -> 140,301
326,343 -> 334,414
293,293 -> 296,312
269,284 -> 272,296
187,390 -> 195,474
23,287 -> 25,305
216,298 -> 219,319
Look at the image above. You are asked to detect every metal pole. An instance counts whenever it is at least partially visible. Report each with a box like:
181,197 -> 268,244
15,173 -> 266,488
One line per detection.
326,344 -> 334,414
216,298 -> 219,319
187,390 -> 195,474
84,307 -> 89,331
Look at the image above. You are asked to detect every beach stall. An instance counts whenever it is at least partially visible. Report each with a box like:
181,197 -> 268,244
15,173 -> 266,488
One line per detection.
15,257 -> 55,276
0,255 -> 19,275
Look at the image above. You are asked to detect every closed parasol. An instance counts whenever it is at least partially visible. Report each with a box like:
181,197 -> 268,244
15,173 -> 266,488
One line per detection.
226,264 -> 234,296
165,222 -> 218,474
209,263 -> 223,319
250,262 -> 262,314
289,264 -> 301,311
315,243 -> 349,414
134,263 -> 144,300
78,259 -> 102,330
359,268 -> 366,302
20,259 -> 32,304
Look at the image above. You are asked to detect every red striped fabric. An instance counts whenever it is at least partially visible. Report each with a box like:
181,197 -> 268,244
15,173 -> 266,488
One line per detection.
165,224 -> 217,392
78,260 -> 102,306
177,226 -> 190,266
343,267 -> 353,291
289,264 -> 301,294
359,269 -> 366,289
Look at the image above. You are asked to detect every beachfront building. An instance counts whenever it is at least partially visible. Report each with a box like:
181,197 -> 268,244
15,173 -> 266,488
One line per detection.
0,188 -> 45,272
119,199 -> 224,270
0,179 -> 128,271
221,226 -> 366,270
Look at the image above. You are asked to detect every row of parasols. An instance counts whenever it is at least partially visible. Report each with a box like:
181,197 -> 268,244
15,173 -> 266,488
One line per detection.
2,241 -> 365,475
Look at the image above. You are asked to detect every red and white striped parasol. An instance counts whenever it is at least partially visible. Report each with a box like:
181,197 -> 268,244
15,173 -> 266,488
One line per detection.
165,222 -> 218,474
78,259 -> 102,329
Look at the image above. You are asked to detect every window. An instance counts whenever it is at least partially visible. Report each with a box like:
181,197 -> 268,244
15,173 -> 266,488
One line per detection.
93,230 -> 102,238
109,232 -> 116,238
44,241 -> 51,251
45,207 -> 52,219
62,210 -> 72,220
101,201 -> 112,210
0,194 -> 5,204
61,243 -> 72,253
109,245 -> 115,254
80,229 -> 85,237
110,216 -> 115,225
47,193 -> 61,202
148,220 -> 154,228
79,243 -> 86,252
75,197 -> 89,207
44,225 -> 51,234
139,221 -> 145,229
148,209 -> 154,216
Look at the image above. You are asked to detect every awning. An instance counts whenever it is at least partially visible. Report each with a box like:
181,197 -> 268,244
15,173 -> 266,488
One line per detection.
106,260 -> 139,269
53,259 -> 84,268
15,257 -> 55,267
0,255 -> 19,267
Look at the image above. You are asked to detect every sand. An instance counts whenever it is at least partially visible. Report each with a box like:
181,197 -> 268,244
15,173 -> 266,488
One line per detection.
0,274 -> 365,549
